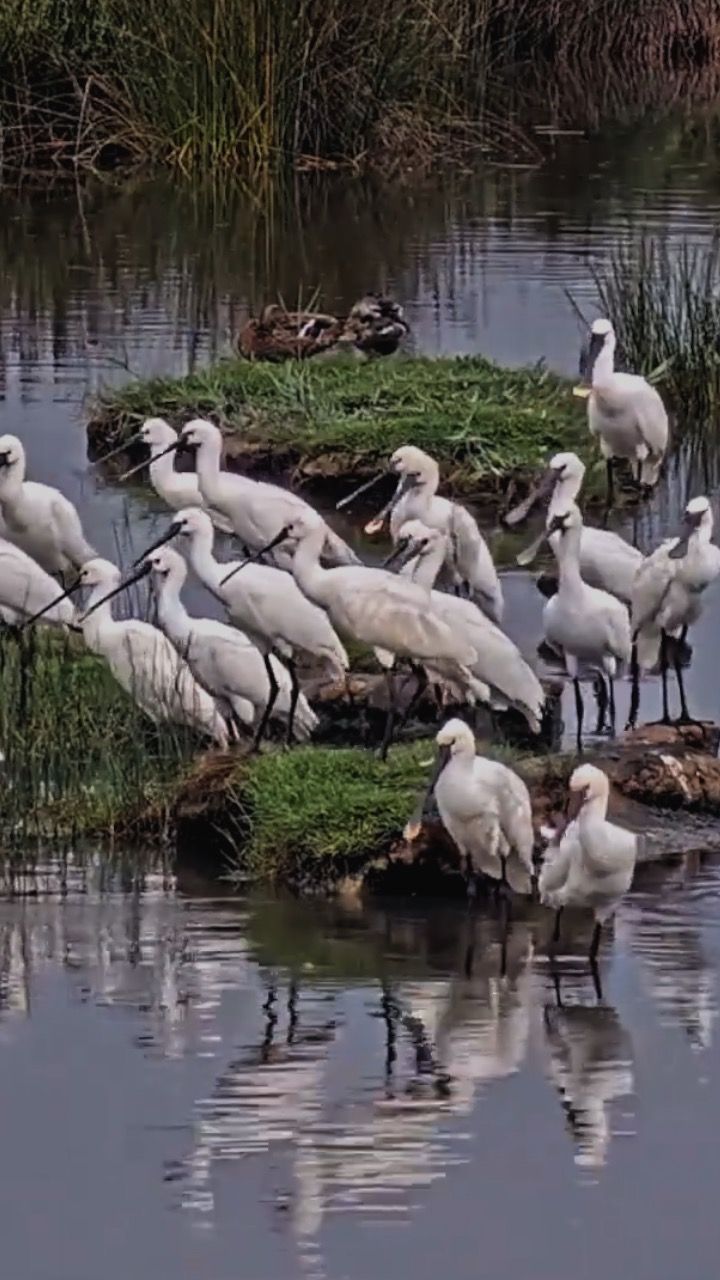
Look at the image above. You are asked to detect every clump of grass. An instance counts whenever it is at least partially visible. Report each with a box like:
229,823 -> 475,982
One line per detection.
590,236 -> 720,426
0,628 -> 197,843
89,355 -> 586,491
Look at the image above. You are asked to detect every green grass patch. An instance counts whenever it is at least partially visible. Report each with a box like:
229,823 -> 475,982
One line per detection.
90,355 -> 587,488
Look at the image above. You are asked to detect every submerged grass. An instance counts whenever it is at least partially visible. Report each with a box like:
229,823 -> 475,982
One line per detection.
90,355 -> 586,489
590,237 -> 720,428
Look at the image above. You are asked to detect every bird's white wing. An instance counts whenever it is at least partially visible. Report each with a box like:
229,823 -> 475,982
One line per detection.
334,580 -> 476,665
49,492 -> 96,567
630,545 -> 675,633
0,541 -> 74,623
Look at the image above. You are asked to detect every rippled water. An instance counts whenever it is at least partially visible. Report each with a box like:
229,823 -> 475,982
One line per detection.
2,116 -> 720,1274
1,853 -> 719,1280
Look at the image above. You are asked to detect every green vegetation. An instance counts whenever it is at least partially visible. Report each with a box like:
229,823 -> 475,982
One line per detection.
90,355 -> 586,489
0,628 -> 196,843
591,236 -> 720,426
0,0 -> 718,173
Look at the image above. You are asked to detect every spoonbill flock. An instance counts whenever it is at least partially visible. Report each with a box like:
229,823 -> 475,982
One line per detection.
0,310 -> 715,962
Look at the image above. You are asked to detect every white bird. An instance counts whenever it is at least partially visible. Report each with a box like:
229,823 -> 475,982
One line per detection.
579,318 -> 669,502
121,545 -> 318,746
115,418 -> 233,532
0,539 -> 76,628
539,763 -> 639,961
138,508 -> 348,742
171,419 -> 358,570
345,444 -> 503,623
389,518 -> 545,732
0,434 -> 95,578
37,558 -> 229,746
543,503 -> 631,744
630,495 -> 720,722
506,451 -> 642,604
405,719 -> 534,896
227,510 -> 486,756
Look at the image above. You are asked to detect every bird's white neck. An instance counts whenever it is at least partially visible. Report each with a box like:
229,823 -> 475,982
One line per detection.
149,448 -> 178,486
554,522 -> 584,595
185,531 -> 222,593
154,580 -> 191,648
291,526 -> 331,604
0,462 -> 24,500
578,789 -> 610,827
194,439 -> 224,499
592,335 -> 616,386
549,472 -> 583,515
80,584 -> 117,647
402,540 -> 446,589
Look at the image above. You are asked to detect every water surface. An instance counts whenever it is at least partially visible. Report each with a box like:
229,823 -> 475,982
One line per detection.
0,855 -> 718,1280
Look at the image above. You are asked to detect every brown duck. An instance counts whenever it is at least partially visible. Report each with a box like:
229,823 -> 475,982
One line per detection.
237,294 -> 409,362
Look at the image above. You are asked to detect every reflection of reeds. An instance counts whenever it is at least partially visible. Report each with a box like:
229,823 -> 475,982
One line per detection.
0,0 -> 719,172
0,629 -> 196,844
590,237 -> 720,428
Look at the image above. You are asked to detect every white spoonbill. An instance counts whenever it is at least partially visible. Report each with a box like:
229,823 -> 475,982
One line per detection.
0,539 -> 76,628
226,511 -> 485,757
630,495 -> 720,722
388,519 -> 545,733
405,719 -> 534,897
159,419 -> 358,570
505,451 -> 642,604
539,763 -> 639,960
542,504 -> 631,745
340,445 -> 503,623
113,418 -> 233,532
0,435 -> 95,578
137,508 -> 348,743
29,558 -> 229,746
114,546 -> 318,746
578,318 -> 669,503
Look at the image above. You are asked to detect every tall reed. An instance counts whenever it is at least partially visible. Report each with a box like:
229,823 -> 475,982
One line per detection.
0,0 -> 719,173
590,236 -> 720,426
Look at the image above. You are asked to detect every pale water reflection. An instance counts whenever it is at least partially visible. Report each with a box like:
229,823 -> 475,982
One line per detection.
0,854 -> 719,1278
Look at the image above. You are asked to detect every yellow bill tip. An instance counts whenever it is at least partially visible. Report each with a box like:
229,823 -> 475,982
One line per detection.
572,385 -> 591,399
364,517 -> 385,535
404,819 -> 423,841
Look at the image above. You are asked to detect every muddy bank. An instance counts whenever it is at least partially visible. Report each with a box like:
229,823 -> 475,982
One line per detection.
87,356 -> 588,502
172,722 -> 720,895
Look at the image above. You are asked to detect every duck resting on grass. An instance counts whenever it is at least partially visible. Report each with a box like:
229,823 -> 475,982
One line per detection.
237,294 -> 409,361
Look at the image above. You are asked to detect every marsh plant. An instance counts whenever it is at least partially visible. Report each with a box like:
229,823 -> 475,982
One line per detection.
590,237 -> 720,427
0,628 -> 197,846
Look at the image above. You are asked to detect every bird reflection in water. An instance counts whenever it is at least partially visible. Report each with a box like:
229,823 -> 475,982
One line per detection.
543,971 -> 634,1170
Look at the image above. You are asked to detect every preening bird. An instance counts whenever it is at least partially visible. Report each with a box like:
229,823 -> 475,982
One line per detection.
405,718 -> 535,897
578,318 -> 669,503
341,444 -> 503,623
539,763 -> 639,963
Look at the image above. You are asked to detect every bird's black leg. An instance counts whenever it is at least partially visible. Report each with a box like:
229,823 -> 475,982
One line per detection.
660,631 -> 671,724
593,673 -> 608,734
590,957 -> 603,1002
589,920 -> 602,962
673,644 -> 695,724
378,669 -> 397,761
605,459 -> 615,508
626,642 -> 640,731
608,674 -> 616,738
550,905 -> 563,950
284,657 -> 300,746
573,678 -> 584,753
398,661 -> 428,729
252,654 -> 280,750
